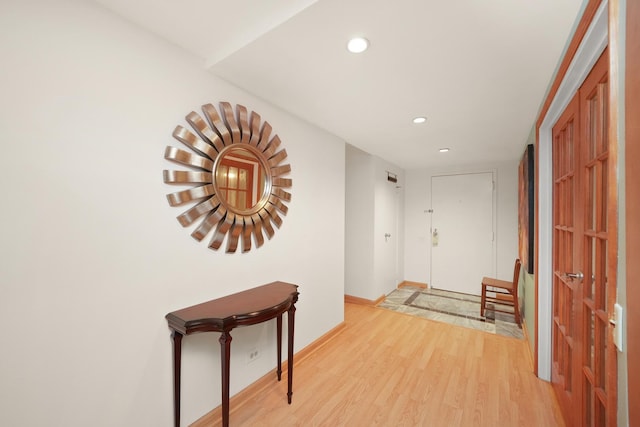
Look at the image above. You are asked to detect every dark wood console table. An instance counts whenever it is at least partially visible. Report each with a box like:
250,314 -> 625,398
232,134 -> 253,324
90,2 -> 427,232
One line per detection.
166,281 -> 299,427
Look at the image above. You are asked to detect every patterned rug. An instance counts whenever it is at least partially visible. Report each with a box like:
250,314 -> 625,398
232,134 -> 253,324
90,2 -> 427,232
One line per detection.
377,286 -> 523,339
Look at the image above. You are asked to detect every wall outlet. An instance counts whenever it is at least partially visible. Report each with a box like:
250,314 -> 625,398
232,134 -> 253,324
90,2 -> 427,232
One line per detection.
247,347 -> 261,364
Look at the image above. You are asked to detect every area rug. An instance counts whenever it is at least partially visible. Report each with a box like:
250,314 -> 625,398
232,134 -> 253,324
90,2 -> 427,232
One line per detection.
377,286 -> 523,339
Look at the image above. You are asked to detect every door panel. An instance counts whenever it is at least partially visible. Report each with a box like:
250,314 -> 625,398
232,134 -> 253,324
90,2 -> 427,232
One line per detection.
579,48 -> 614,427
552,94 -> 581,425
551,49 -> 616,427
430,172 -> 494,295
216,157 -> 257,210
625,1 -> 640,424
378,179 -> 400,291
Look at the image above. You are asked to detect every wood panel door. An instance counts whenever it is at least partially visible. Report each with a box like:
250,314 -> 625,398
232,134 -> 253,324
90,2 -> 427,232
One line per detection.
625,1 -> 640,424
551,49 -> 616,427
578,47 -> 616,427
216,157 -> 257,210
552,91 -> 581,425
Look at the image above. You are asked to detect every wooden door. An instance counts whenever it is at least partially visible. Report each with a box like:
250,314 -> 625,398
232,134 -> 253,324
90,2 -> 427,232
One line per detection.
578,47 -> 615,427
552,92 -> 581,424
625,1 -> 640,424
216,157 -> 256,210
551,49 -> 616,427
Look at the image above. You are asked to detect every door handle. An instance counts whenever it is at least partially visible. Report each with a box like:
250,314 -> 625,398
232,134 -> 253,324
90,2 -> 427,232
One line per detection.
564,271 -> 584,281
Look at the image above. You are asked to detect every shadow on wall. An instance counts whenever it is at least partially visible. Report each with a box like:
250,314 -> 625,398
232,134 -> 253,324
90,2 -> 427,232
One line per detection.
520,269 -> 536,355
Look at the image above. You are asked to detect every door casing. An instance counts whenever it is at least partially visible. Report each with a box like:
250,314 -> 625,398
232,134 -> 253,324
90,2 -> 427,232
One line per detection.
536,0 -> 608,381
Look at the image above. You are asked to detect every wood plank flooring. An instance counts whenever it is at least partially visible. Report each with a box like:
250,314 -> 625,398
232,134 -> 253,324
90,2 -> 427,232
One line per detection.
204,303 -> 565,426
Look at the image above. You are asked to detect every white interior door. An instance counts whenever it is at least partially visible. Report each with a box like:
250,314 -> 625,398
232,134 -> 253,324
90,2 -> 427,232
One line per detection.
430,172 -> 495,295
376,180 -> 400,292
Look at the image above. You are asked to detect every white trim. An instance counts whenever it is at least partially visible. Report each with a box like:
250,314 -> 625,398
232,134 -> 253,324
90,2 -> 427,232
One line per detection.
536,0 -> 608,381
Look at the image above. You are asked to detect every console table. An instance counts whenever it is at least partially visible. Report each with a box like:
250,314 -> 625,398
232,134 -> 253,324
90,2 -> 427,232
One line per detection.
165,281 -> 299,427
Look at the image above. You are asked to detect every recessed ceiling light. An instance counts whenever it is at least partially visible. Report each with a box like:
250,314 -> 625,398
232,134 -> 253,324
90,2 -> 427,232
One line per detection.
439,148 -> 450,153
347,37 -> 369,53
412,117 -> 427,124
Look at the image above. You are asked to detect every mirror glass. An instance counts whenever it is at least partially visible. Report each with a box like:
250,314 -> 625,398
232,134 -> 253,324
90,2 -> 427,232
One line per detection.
214,146 -> 269,213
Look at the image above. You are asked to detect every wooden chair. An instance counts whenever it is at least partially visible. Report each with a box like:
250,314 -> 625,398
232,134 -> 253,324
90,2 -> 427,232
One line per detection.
480,259 -> 521,325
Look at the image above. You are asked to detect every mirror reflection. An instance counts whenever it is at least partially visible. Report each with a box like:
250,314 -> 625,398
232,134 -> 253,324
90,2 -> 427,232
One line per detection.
215,147 -> 268,212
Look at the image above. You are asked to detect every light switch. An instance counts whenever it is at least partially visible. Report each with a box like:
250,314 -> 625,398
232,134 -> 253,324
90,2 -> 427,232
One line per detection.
613,303 -> 623,351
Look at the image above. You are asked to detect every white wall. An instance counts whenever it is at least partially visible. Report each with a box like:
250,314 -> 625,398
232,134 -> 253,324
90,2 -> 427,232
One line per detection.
404,162 -> 519,285
345,146 -> 404,300
0,2 -> 345,426
344,145 -> 375,298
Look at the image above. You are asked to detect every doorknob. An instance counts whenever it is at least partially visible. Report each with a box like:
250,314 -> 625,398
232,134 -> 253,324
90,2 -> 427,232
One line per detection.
564,271 -> 584,280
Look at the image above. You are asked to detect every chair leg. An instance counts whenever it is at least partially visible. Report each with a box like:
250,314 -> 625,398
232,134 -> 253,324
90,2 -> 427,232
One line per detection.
513,294 -> 521,326
480,284 -> 486,317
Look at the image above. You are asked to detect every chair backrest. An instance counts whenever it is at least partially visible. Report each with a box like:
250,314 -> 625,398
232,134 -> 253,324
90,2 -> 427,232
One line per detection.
512,259 -> 522,295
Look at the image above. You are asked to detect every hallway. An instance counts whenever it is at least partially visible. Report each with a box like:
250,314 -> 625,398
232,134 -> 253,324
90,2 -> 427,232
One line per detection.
198,303 -> 564,426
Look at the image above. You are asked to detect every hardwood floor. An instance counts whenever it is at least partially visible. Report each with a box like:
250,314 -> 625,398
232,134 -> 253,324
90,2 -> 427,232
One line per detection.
204,303 -> 565,426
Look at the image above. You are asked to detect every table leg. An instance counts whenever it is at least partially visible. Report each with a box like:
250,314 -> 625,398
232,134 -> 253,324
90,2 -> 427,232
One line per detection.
219,331 -> 232,427
287,305 -> 296,404
276,314 -> 283,381
172,331 -> 183,427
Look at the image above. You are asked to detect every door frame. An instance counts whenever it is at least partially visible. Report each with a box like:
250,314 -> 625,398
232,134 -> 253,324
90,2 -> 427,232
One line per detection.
536,0 -> 608,380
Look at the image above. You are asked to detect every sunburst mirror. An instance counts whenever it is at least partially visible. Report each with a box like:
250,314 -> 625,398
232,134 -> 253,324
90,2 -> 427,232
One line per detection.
163,102 -> 292,253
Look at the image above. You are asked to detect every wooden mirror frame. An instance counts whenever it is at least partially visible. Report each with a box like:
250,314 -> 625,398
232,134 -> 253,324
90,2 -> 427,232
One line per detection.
163,102 -> 292,253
